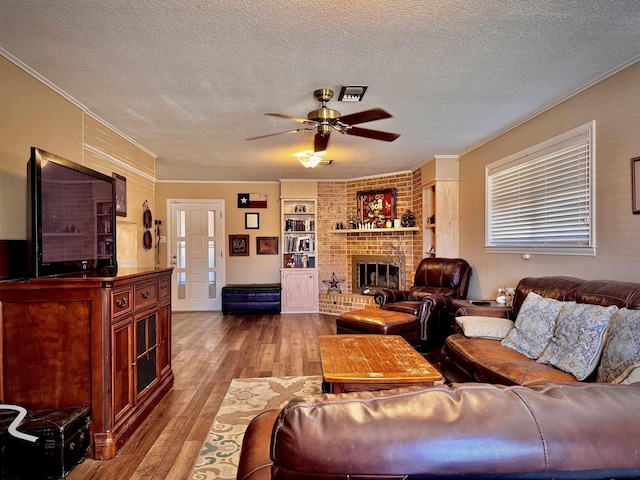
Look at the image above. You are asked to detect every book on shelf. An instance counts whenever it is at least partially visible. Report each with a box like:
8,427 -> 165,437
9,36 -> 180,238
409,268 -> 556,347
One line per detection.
284,235 -> 314,253
284,219 -> 315,232
283,252 -> 316,268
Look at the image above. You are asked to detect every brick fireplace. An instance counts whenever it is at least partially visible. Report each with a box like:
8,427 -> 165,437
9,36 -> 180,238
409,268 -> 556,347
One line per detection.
351,254 -> 400,293
316,170 -> 423,315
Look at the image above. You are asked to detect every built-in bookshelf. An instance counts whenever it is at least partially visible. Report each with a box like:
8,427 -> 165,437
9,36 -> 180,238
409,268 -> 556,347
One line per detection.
281,199 -> 317,269
280,197 -> 319,313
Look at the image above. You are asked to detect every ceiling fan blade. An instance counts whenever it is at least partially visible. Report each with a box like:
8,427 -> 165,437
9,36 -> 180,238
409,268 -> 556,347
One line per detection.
246,127 -> 314,140
344,126 -> 400,142
338,108 -> 392,125
266,113 -> 318,125
314,132 -> 330,152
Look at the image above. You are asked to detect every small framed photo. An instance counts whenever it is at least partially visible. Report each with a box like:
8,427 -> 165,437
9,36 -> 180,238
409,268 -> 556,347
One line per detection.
257,236 -> 278,255
632,157 -> 640,214
245,212 -> 260,229
229,234 -> 249,256
113,173 -> 127,217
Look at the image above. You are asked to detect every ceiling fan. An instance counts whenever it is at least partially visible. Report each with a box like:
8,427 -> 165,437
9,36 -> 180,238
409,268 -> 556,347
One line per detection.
246,88 -> 400,152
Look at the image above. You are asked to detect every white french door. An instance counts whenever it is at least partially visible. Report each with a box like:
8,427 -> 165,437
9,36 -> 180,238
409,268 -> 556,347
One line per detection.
168,200 -> 225,311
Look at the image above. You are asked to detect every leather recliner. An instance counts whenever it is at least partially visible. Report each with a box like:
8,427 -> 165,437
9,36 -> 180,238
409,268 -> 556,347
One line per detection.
375,257 -> 472,347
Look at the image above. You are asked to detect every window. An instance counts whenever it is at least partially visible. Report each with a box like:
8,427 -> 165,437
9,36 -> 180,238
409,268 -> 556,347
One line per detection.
486,121 -> 595,256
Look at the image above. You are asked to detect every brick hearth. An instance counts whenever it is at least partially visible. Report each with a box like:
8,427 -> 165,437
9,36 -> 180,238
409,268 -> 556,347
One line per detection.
318,292 -> 376,315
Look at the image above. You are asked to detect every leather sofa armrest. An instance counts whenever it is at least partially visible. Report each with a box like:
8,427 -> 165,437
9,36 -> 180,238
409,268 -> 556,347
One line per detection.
374,289 -> 410,305
237,409 -> 280,480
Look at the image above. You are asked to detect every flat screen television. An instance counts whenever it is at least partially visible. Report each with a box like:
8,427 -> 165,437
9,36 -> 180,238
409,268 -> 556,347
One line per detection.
27,147 -> 118,277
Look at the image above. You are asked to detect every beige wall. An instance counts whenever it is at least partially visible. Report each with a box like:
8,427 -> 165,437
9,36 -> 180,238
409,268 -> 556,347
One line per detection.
5,52 -> 640,293
0,57 -> 83,239
0,55 -> 156,268
155,182 -> 281,284
459,61 -> 640,299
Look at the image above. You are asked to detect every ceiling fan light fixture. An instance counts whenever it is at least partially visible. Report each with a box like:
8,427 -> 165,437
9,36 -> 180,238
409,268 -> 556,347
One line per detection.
338,85 -> 368,102
295,151 -> 323,169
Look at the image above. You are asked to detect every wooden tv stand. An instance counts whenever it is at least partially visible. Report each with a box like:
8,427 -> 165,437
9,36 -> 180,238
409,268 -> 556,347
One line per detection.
0,267 -> 174,459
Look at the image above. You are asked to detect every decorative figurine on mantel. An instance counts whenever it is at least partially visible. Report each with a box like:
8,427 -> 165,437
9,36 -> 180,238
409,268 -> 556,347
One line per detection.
323,272 -> 345,294
401,210 -> 415,227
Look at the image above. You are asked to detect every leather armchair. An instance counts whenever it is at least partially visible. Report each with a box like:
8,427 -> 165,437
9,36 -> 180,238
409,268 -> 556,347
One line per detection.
375,257 -> 472,346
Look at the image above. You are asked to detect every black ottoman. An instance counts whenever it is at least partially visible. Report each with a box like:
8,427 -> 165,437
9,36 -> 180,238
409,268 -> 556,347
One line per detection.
221,283 -> 281,315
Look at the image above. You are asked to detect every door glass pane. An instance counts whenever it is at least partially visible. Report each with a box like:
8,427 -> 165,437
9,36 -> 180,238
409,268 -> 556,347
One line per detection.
208,240 -> 215,268
209,271 -> 216,298
176,210 -> 186,237
177,271 -> 186,299
208,210 -> 215,237
177,241 -> 186,268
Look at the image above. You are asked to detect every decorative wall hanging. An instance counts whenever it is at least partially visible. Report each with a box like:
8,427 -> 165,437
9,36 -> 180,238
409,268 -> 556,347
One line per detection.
257,236 -> 278,255
229,234 -> 250,256
113,173 -> 127,217
245,212 -> 260,229
237,193 -> 268,208
323,272 -> 345,294
356,188 -> 397,228
142,200 -> 153,249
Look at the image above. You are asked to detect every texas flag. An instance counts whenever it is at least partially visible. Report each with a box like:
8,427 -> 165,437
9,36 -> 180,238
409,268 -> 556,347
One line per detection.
237,193 -> 268,208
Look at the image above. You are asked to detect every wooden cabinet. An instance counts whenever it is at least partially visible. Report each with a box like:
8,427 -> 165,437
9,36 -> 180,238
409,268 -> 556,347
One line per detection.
0,267 -> 173,460
281,268 -> 319,313
422,179 -> 459,258
280,197 -> 319,313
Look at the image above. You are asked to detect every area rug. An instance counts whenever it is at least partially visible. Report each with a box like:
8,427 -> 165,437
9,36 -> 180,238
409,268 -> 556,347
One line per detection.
190,375 -> 322,480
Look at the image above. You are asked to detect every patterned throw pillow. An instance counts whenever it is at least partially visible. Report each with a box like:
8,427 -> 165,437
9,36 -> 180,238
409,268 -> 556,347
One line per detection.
501,292 -> 565,359
597,308 -> 640,383
538,302 -> 618,381
455,316 -> 514,340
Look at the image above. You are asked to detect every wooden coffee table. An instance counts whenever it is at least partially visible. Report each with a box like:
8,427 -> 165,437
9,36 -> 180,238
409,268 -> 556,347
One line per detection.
318,334 -> 443,393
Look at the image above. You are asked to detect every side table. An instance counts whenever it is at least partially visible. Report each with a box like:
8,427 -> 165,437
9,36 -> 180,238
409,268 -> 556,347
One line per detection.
450,299 -> 513,317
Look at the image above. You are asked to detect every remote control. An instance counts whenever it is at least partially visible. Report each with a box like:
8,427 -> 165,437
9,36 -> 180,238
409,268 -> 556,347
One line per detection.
471,300 -> 491,306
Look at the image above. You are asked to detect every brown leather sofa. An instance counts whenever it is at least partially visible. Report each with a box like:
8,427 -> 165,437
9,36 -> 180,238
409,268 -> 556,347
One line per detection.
374,257 -> 472,348
441,276 -> 640,385
237,381 -> 640,480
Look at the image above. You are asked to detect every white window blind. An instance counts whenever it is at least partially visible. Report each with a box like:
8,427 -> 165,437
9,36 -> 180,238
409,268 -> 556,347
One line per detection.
486,121 -> 595,256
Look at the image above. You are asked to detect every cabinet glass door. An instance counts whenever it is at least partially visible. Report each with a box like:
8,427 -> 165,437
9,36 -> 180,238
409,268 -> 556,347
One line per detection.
136,313 -> 157,395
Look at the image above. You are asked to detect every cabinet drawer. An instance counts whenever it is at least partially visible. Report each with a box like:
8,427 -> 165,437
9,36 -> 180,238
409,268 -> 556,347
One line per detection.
159,277 -> 170,300
112,288 -> 133,318
134,281 -> 158,311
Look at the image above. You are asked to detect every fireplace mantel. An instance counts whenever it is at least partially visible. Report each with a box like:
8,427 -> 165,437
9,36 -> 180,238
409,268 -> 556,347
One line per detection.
328,227 -> 419,234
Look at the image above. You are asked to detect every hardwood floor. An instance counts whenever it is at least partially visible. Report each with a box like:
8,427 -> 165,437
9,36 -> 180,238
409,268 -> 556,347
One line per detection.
68,311 -> 336,480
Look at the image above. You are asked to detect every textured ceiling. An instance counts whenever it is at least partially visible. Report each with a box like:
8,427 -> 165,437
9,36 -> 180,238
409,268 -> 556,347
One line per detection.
1,1 -> 639,182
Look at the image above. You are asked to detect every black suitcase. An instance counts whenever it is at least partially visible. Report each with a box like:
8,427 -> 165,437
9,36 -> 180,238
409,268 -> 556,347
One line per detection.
0,406 -> 91,480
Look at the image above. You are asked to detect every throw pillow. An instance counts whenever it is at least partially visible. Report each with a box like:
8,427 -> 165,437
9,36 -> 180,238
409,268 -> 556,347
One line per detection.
501,292 -> 565,359
455,316 -> 514,340
537,302 -> 618,381
597,308 -> 640,383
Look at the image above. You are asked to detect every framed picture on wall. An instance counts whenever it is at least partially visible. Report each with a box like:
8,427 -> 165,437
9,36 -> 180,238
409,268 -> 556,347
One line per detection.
245,212 -> 260,229
229,234 -> 249,256
356,188 -> 397,228
257,236 -> 278,254
113,173 -> 127,217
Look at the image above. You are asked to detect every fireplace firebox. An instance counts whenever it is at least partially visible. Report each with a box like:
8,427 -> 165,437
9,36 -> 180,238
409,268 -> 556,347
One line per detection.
352,255 -> 400,293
